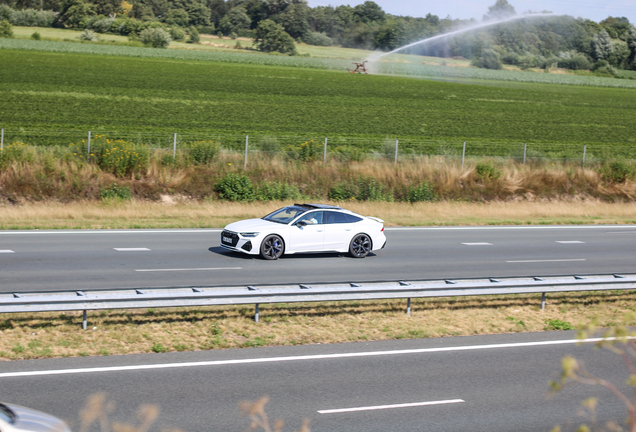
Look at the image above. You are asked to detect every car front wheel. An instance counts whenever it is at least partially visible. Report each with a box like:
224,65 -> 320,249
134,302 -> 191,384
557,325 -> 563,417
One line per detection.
260,235 -> 284,260
349,233 -> 371,258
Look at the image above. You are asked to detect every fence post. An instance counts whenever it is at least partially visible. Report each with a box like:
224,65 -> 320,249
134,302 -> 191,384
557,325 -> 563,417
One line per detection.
1,128 -> 3,152
523,142 -> 527,166
323,137 -> 328,164
87,130 -> 91,163
541,293 -> 546,310
244,135 -> 249,169
461,141 -> 466,167
173,133 -> 177,159
406,298 -> 411,316
254,303 -> 259,322
394,139 -> 398,165
82,310 -> 87,330
582,145 -> 587,167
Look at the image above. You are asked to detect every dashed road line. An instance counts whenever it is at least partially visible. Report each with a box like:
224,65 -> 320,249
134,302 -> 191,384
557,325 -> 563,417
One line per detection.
318,399 -> 465,414
135,267 -> 241,272
555,241 -> 585,244
506,259 -> 586,263
461,243 -> 492,245
0,250 -> 15,253
113,248 -> 151,251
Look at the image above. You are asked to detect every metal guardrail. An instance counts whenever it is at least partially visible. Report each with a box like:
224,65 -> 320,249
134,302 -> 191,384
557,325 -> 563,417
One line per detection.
1,274 -> 635,329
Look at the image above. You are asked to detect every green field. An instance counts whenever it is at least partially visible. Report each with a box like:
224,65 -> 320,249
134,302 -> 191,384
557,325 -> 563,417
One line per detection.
1,45 -> 635,158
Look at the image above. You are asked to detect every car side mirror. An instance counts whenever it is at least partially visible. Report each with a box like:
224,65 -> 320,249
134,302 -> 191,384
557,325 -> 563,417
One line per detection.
296,221 -> 307,227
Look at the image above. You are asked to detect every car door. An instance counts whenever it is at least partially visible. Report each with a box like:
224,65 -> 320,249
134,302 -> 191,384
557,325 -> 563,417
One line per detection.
323,211 -> 354,251
288,211 -> 324,252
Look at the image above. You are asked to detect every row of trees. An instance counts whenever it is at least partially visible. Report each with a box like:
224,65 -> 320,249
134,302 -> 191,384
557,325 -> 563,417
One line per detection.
2,0 -> 636,70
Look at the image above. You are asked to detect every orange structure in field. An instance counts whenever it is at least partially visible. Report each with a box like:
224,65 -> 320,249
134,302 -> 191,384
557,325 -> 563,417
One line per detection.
348,61 -> 368,74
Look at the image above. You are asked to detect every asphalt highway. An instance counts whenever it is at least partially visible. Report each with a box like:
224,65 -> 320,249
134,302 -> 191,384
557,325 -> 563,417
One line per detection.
0,332 -> 630,432
1,225 -> 635,292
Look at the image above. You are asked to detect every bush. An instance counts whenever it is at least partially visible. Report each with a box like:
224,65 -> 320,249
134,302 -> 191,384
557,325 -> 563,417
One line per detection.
328,177 -> 392,202
91,17 -> 114,33
100,183 -> 132,200
0,4 -> 11,21
284,140 -> 322,162
544,319 -> 573,331
139,28 -> 171,48
88,136 -> 148,178
10,8 -> 55,27
78,29 -> 98,41
255,182 -> 303,201
117,18 -> 141,35
471,49 -> 502,70
188,26 -> 199,43
475,161 -> 501,180
169,26 -> 185,41
303,31 -> 332,46
0,19 -> 13,38
0,142 -> 35,168
31,31 -> 40,40
406,182 -> 436,202
328,182 -> 357,201
215,173 -> 255,201
184,140 -> 220,165
253,19 -> 296,55
599,160 -> 635,183
332,145 -> 367,162
557,54 -> 592,70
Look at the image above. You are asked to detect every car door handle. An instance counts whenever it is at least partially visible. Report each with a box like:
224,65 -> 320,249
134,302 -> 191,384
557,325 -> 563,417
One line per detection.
345,229 -> 352,231
317,230 -> 323,232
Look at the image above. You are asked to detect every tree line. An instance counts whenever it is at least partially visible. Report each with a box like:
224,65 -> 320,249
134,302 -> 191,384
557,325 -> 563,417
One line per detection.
1,0 -> 635,71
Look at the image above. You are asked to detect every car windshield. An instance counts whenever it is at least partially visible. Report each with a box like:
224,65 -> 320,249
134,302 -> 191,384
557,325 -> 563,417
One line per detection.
262,206 -> 308,224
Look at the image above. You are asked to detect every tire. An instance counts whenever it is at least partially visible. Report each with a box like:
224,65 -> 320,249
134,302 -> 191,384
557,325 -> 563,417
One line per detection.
260,235 -> 284,260
349,233 -> 371,258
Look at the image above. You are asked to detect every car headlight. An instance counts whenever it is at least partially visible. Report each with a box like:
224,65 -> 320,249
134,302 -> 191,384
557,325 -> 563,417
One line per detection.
240,232 -> 260,238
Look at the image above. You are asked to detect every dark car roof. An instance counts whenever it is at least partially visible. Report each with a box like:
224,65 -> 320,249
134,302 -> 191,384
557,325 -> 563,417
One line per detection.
294,203 -> 342,210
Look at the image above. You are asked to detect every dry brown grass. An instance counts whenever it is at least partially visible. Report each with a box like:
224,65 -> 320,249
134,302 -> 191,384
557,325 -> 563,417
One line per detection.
0,200 -> 635,229
1,291 -> 634,360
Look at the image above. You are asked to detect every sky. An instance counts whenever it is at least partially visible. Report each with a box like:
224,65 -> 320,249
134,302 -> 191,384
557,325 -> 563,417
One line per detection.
305,0 -> 636,23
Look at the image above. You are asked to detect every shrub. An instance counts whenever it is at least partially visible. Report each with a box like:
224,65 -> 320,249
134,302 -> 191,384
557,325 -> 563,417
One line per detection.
406,182 -> 436,202
10,8 -> 55,27
471,49 -> 502,70
169,26 -> 185,41
328,182 -> 357,201
79,29 -> 98,41
284,140 -> 322,162
188,26 -> 199,43
31,31 -> 40,40
0,19 -> 13,38
0,142 -> 35,168
475,161 -> 501,180
328,177 -> 392,201
100,183 -> 132,200
0,4 -> 11,21
229,31 -> 237,40
215,173 -> 255,201
599,160 -> 635,183
332,145 -> 366,162
184,140 -> 220,165
117,18 -> 141,35
255,182 -> 303,201
91,17 -> 114,33
89,136 -> 148,178
544,319 -> 573,331
303,31 -> 332,46
139,28 -> 171,48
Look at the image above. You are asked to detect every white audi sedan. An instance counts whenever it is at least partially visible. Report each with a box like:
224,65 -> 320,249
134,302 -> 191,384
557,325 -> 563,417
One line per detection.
0,402 -> 71,432
220,203 -> 386,259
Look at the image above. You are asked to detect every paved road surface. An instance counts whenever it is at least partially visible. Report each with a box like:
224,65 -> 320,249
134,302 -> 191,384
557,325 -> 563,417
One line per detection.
0,332 -> 629,432
1,225 -> 635,292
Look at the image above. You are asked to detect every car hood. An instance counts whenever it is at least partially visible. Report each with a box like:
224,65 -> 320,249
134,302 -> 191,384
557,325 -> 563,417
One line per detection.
224,218 -> 285,233
4,403 -> 71,432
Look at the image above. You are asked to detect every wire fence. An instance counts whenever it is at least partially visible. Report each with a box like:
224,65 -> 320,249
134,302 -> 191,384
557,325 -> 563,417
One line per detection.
1,127 -> 635,166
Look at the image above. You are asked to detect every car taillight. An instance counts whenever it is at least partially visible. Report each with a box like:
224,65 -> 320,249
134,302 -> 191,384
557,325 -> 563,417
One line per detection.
381,226 -> 384,232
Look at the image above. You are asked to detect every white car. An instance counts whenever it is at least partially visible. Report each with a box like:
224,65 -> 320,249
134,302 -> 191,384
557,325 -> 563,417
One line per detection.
220,203 -> 386,259
0,402 -> 71,432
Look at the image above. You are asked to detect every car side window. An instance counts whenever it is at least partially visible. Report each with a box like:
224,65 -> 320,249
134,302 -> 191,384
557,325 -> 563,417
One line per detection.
345,214 -> 363,223
324,211 -> 350,224
298,211 -> 323,225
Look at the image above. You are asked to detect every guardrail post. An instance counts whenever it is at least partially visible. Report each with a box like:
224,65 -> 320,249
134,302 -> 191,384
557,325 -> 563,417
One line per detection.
541,293 -> 546,310
406,298 -> 411,316
82,310 -> 87,330
173,133 -> 177,159
244,135 -> 249,169
254,303 -> 259,322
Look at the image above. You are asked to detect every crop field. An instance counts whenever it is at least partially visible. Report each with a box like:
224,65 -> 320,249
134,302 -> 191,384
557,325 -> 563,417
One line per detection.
1,46 -> 636,159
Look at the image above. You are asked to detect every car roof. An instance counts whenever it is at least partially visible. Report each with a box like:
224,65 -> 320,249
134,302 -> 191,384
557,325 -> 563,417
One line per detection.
294,203 -> 343,210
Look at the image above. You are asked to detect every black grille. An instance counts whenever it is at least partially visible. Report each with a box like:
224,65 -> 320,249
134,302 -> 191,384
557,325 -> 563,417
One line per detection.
221,230 -> 239,247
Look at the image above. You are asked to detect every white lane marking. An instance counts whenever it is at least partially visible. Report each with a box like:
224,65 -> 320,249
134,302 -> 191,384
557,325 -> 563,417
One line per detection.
461,242 -> 492,245
0,337 -> 623,379
0,230 -> 222,235
0,250 -> 15,253
506,259 -> 586,263
556,241 -> 585,244
135,267 -> 241,272
607,232 -> 636,234
318,399 -> 465,414
114,248 -> 151,251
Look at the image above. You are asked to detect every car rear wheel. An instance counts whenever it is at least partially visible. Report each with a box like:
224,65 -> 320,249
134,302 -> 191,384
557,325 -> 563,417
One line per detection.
349,233 -> 371,258
260,235 -> 284,260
